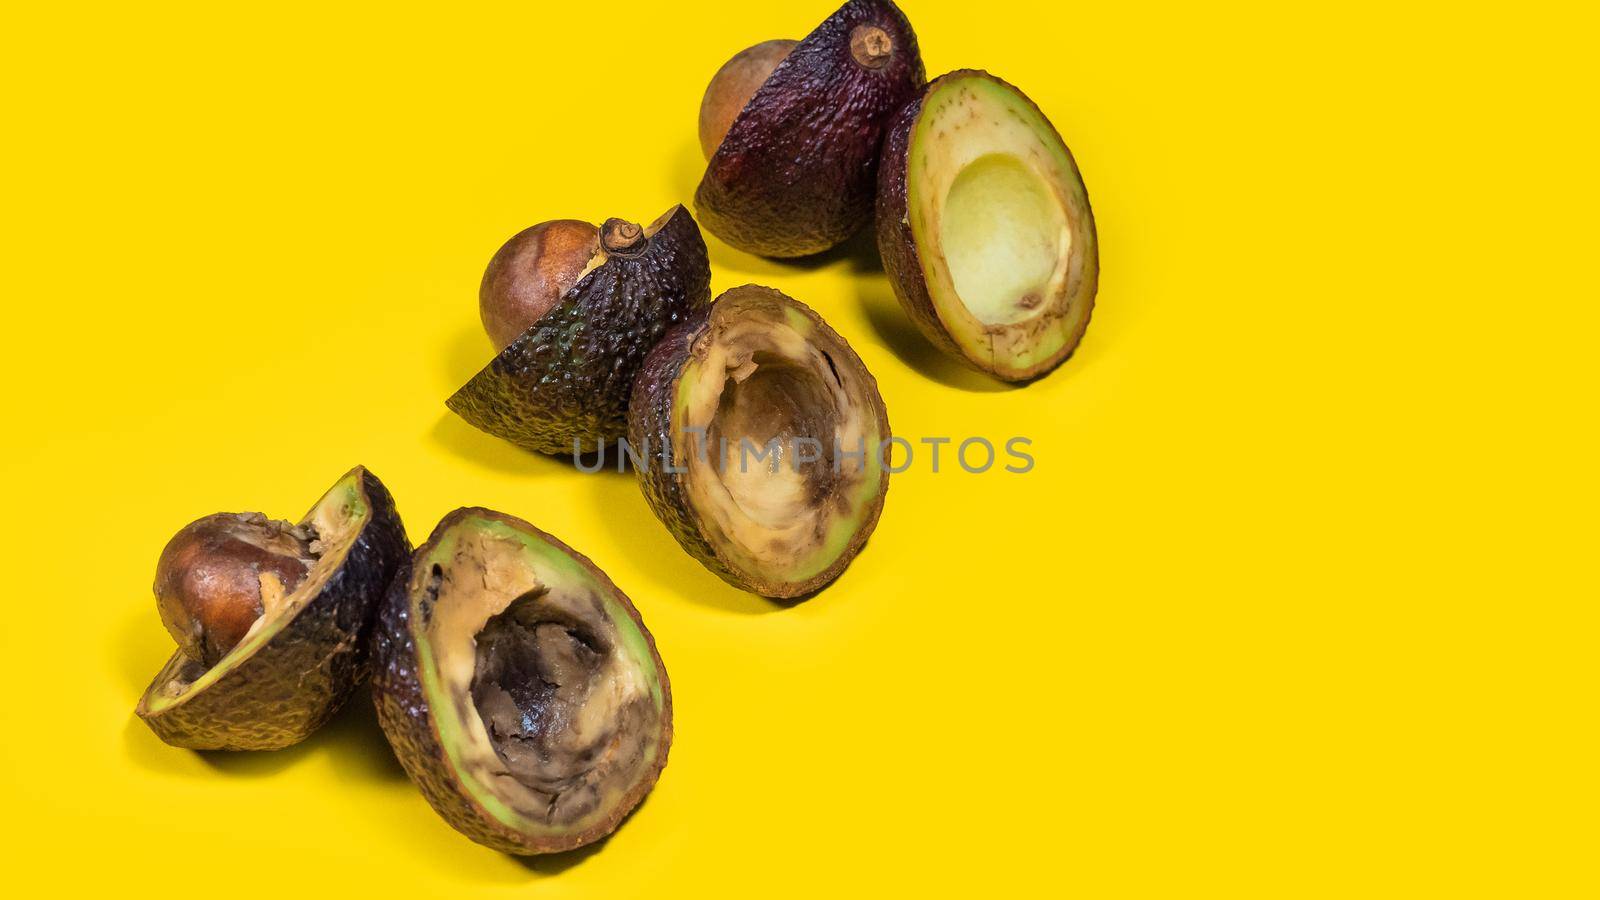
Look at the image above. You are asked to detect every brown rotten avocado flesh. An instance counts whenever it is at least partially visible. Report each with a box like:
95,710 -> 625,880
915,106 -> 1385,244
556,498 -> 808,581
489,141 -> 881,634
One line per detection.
137,467 -> 409,751
372,510 -> 671,854
629,286 -> 889,598
878,70 -> 1098,381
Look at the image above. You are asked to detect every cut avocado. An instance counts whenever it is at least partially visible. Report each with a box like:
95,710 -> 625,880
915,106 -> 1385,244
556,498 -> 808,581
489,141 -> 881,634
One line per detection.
876,70 -> 1098,381
629,285 -> 890,598
371,509 -> 672,855
136,467 -> 410,751
448,205 -> 711,456
695,0 -> 924,257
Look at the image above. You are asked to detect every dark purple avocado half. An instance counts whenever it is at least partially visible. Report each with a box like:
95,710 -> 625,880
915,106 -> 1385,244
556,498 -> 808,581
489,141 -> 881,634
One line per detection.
696,0 -> 925,258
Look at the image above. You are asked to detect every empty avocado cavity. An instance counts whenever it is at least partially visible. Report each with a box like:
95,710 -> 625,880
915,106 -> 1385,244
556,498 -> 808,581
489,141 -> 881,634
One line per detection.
877,69 -> 1098,381
630,286 -> 890,598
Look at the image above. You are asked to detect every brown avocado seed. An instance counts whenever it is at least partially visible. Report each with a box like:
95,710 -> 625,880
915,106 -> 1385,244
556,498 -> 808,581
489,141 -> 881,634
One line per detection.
479,220 -> 603,351
154,512 -> 316,667
698,39 -> 798,161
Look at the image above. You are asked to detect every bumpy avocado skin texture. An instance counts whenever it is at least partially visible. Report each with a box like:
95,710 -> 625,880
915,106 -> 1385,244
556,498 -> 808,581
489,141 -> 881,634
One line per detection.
447,206 -> 711,456
370,508 -> 674,855
876,70 -> 1098,382
628,286 -> 891,598
695,0 -> 924,258
135,468 -> 410,751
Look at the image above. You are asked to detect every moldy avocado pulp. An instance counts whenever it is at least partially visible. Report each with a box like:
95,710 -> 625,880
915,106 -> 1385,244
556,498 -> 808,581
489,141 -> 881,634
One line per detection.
136,467 -> 410,751
371,508 -> 673,854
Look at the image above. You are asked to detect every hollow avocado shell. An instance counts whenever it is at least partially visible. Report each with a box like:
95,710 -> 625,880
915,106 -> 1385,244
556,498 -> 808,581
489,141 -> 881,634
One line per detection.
628,285 -> 891,598
695,0 -> 924,258
875,70 -> 1099,382
370,508 -> 673,855
135,467 -> 410,751
447,205 -> 711,456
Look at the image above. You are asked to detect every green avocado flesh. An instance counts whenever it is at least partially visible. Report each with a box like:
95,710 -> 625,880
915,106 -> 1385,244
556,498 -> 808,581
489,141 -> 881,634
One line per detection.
140,474 -> 369,715
411,513 -> 668,838
671,289 -> 886,593
908,74 -> 1096,378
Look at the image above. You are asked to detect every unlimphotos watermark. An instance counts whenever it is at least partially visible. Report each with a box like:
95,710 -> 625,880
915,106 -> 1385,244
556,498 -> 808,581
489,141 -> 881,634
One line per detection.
574,429 -> 1035,475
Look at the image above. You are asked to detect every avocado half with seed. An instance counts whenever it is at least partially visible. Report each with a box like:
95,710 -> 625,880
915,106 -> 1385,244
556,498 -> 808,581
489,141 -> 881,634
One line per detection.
448,205 -> 711,456
371,508 -> 672,855
136,467 -> 410,751
876,70 -> 1099,382
629,285 -> 890,598
695,0 -> 924,257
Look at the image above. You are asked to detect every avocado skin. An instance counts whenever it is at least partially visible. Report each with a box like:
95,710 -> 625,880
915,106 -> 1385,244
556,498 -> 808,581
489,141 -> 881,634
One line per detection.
447,206 -> 711,457
876,70 -> 1098,382
695,0 -> 924,258
874,84 -> 960,361
370,508 -> 674,855
627,305 -> 726,580
628,286 -> 891,598
136,468 -> 410,751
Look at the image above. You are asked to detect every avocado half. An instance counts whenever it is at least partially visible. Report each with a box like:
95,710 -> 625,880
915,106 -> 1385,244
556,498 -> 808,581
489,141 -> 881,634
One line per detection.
448,205 -> 711,456
629,285 -> 890,598
371,509 -> 672,855
136,467 -> 410,751
695,0 -> 924,257
876,70 -> 1099,381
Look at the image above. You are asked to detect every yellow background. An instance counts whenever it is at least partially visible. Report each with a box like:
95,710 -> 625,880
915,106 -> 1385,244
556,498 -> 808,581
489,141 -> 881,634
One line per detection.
2,1 -> 1594,896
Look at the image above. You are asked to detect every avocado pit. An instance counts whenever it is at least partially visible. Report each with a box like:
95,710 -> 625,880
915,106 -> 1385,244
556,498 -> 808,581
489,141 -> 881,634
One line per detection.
154,512 -> 318,667
698,38 -> 797,161
136,467 -> 410,751
478,219 -> 604,351
693,0 -> 925,258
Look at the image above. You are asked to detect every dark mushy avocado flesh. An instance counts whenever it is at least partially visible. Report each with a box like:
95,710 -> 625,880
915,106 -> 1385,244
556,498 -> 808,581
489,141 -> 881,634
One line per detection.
136,467 -> 410,751
371,509 -> 672,855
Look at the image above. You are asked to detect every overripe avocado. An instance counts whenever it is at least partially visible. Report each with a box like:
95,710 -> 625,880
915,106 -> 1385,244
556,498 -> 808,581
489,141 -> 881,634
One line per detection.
876,70 -> 1099,381
136,467 -> 410,751
628,285 -> 890,598
448,205 -> 711,456
371,508 -> 672,855
695,0 -> 924,258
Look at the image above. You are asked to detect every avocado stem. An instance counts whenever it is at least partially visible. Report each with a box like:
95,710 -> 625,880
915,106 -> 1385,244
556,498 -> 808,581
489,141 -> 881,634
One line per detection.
849,25 -> 893,69
601,219 -> 646,254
